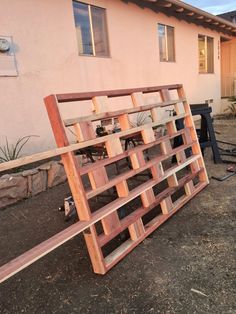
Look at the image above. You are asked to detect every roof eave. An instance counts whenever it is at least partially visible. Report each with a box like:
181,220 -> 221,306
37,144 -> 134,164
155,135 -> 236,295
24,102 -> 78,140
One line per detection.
141,0 -> 236,37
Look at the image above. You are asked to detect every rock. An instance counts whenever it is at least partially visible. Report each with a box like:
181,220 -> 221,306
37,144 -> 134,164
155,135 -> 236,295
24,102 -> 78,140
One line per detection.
0,176 -> 28,208
1,172 -> 23,178
47,162 -> 67,188
22,169 -> 39,177
37,161 -> 53,171
1,174 -> 11,179
27,170 -> 47,196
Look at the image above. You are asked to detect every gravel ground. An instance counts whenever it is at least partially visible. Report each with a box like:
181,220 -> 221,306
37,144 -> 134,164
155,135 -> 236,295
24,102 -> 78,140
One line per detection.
0,120 -> 235,314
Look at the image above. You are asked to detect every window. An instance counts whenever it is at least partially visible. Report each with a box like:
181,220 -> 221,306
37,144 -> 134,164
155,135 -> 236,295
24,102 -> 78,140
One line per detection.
158,24 -> 175,62
198,35 -> 214,73
73,1 -> 109,57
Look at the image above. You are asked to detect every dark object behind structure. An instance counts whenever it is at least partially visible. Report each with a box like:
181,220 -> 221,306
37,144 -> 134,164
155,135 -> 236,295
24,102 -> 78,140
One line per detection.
174,103 -> 222,164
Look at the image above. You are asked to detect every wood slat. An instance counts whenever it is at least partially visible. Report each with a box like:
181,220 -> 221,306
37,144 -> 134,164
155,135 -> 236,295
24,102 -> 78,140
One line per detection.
56,84 -> 183,103
80,128 -> 188,175
104,181 -> 207,269
0,114 -> 187,173
98,168 -> 204,247
0,84 -> 209,283
86,140 -> 198,199
64,98 -> 186,126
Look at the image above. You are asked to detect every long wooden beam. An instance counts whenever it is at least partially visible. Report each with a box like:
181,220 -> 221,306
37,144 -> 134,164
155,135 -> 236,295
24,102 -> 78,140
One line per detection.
0,153 -> 202,283
0,113 -> 186,172
56,84 -> 182,103
64,98 -> 185,126
86,140 -> 197,199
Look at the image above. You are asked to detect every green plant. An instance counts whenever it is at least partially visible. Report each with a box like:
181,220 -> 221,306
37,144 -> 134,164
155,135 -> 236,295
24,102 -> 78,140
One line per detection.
129,112 -> 151,127
224,97 -> 236,118
0,135 -> 38,163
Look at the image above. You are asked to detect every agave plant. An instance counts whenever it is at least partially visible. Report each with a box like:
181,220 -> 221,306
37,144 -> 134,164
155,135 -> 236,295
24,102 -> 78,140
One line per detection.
0,135 -> 38,163
129,112 -> 151,127
224,97 -> 236,118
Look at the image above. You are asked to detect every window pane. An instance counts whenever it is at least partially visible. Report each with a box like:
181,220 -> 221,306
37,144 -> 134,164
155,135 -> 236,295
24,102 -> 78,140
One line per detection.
73,1 -> 93,55
91,6 -> 109,56
198,35 -> 206,73
207,37 -> 214,73
198,35 -> 214,73
158,24 -> 167,61
167,26 -> 175,61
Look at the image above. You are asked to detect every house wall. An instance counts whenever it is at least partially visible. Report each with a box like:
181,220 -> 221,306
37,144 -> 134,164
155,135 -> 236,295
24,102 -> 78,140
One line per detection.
221,38 -> 236,97
0,0 -> 222,153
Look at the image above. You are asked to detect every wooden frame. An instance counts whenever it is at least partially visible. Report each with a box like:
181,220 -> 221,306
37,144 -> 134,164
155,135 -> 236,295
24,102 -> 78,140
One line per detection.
0,84 -> 208,283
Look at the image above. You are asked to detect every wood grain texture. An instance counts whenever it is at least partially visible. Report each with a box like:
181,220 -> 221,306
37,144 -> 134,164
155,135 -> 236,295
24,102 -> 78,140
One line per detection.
0,84 -> 209,282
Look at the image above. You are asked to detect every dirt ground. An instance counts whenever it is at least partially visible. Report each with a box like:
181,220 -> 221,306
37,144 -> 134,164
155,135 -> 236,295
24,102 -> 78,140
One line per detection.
0,120 -> 235,314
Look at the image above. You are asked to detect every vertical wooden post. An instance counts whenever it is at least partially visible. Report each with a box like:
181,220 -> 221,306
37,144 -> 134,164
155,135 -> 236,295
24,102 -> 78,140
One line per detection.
177,87 -> 209,184
44,95 -> 91,221
44,95 -> 106,274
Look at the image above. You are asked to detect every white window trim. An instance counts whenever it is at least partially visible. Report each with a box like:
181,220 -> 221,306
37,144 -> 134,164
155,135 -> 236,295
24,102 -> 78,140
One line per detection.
158,24 -> 175,62
74,1 -> 110,58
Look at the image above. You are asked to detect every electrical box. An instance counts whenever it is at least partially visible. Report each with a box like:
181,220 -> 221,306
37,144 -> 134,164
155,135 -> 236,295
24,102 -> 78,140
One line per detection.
0,36 -> 18,76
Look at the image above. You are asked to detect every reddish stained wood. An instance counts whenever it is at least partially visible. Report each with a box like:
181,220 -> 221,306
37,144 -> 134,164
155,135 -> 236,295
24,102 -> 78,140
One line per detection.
167,174 -> 178,187
160,196 -> 173,214
98,169 -> 204,246
76,118 -> 121,236
64,98 -> 186,126
177,87 -> 209,184
0,177 -> 208,283
166,120 -> 177,135
0,85 -> 209,282
44,95 -> 91,221
56,84 -> 182,103
184,180 -> 195,196
160,139 -> 172,155
74,121 -> 96,141
79,128 -> 187,176
104,181 -> 207,269
128,218 -> 145,240
86,140 -> 198,199
0,115 -> 187,173
45,95 -> 106,273
83,225 -> 106,274
176,150 -> 187,165
160,88 -> 171,102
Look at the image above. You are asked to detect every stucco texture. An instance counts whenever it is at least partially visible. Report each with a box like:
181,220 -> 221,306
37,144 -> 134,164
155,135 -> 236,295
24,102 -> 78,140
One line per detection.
0,0 -> 222,153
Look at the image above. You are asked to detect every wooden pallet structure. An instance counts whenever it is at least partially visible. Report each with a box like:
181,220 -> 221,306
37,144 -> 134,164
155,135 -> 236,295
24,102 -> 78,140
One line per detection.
0,84 -> 209,282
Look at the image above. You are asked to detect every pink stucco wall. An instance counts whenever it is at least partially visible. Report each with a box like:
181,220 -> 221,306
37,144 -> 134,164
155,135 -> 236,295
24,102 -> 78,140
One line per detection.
0,0 -> 223,153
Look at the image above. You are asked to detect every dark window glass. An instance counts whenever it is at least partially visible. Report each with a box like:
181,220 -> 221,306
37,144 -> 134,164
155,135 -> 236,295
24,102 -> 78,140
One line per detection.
158,24 -> 175,62
73,1 -> 109,57
198,35 -> 214,73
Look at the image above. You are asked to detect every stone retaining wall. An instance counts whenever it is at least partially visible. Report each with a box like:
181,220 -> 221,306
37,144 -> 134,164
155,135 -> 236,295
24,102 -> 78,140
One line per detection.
0,160 -> 68,209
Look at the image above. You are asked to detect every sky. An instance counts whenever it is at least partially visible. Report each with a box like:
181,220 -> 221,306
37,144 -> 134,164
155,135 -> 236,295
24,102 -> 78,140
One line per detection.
184,0 -> 236,15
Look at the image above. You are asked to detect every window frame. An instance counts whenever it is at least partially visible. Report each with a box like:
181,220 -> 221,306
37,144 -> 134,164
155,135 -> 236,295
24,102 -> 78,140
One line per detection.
73,1 -> 110,58
198,34 -> 214,74
158,23 -> 175,63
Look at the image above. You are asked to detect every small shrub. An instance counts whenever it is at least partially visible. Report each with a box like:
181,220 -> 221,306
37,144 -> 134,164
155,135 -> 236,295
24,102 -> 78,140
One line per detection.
129,112 -> 151,127
0,135 -> 39,163
224,97 -> 236,118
